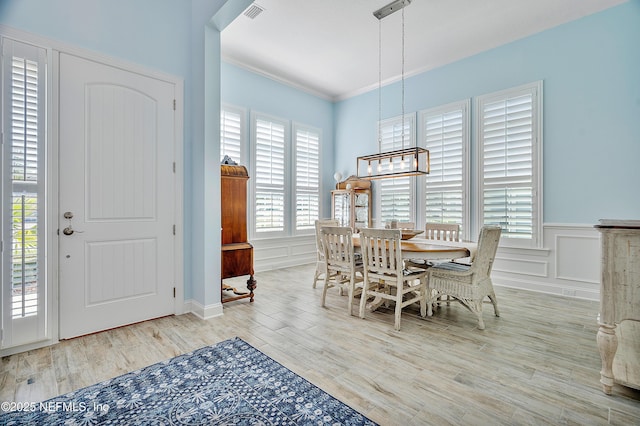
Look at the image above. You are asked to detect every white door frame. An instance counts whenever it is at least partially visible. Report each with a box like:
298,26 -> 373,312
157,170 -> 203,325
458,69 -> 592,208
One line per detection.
0,25 -> 184,356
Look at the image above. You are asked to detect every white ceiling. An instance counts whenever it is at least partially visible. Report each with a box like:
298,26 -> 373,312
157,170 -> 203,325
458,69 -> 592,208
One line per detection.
221,0 -> 626,101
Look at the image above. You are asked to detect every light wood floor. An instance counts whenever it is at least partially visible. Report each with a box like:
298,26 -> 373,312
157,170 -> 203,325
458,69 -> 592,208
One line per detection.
2,263 -> 639,424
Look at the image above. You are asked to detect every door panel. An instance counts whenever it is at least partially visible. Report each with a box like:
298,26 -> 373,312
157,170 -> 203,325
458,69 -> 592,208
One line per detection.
85,84 -> 157,221
86,239 -> 157,305
59,53 -> 175,339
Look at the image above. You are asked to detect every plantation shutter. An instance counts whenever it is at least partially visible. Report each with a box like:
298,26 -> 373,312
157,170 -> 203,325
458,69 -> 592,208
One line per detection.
254,117 -> 286,234
294,125 -> 320,231
477,82 -> 542,245
220,107 -> 242,164
377,115 -> 414,224
1,38 -> 48,348
422,102 -> 467,231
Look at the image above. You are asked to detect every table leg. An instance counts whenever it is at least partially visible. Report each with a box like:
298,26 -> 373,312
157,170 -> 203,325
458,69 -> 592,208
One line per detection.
367,296 -> 384,312
597,323 -> 618,395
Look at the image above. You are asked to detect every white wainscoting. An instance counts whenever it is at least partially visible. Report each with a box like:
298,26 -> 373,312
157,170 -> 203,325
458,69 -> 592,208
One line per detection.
253,235 -> 317,272
251,224 -> 602,301
491,223 -> 601,301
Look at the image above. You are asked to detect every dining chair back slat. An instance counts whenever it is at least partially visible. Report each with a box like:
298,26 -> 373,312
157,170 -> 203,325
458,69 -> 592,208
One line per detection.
424,223 -> 461,242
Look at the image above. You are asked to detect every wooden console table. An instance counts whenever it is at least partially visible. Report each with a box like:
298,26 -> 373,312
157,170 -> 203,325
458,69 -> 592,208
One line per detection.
594,220 -> 640,394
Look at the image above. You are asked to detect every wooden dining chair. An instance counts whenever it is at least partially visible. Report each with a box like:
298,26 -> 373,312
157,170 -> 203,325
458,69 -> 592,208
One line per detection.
313,219 -> 339,288
405,223 -> 461,270
320,226 -> 364,315
426,225 -> 502,329
424,222 -> 461,241
384,221 -> 415,229
358,228 -> 428,331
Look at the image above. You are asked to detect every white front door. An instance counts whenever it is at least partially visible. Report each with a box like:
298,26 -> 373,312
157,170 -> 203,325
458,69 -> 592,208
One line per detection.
58,53 -> 176,339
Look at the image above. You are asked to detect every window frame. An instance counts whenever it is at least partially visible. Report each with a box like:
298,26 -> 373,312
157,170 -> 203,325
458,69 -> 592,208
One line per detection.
250,111 -> 290,239
1,37 -> 51,349
417,99 -> 471,240
475,81 -> 543,248
292,122 -> 321,236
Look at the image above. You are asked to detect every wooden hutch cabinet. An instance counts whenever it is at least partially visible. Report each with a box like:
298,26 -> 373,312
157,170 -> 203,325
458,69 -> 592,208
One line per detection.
221,164 -> 256,303
331,177 -> 372,232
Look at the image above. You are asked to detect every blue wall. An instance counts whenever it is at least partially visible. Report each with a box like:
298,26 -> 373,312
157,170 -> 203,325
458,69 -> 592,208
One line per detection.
0,0 -> 190,77
221,62 -> 335,218
335,1 -> 640,225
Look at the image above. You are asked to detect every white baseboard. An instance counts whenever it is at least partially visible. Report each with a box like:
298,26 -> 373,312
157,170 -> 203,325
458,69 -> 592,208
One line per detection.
0,338 -> 59,357
185,299 -> 223,320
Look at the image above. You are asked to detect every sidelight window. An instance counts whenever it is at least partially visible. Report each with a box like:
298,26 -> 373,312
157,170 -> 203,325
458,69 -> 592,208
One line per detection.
1,37 -> 48,348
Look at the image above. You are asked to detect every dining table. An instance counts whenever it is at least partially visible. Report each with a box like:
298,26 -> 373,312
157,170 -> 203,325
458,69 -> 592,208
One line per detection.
352,234 -> 477,261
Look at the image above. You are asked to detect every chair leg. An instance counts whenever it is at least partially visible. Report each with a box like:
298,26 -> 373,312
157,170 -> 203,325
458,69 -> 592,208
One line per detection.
394,284 -> 403,331
427,288 -> 434,317
477,315 -> 485,330
419,277 -> 427,318
472,300 -> 485,330
359,278 -> 369,319
321,270 -> 331,307
313,264 -> 322,288
347,275 -> 355,316
489,290 -> 500,317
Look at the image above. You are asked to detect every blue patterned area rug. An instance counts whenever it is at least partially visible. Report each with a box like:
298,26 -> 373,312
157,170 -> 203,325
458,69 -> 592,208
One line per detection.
0,337 -> 377,425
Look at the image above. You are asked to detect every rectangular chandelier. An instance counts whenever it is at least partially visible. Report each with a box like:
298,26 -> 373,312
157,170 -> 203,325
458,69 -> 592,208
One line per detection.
357,147 -> 429,180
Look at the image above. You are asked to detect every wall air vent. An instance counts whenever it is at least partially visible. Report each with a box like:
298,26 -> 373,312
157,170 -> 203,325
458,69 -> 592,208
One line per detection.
244,4 -> 265,19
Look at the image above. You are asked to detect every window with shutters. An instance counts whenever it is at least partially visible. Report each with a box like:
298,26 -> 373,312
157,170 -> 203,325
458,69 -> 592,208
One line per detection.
1,38 -> 48,348
293,124 -> 320,232
250,113 -> 320,237
252,114 -> 287,235
376,114 -> 415,225
476,81 -> 543,248
220,105 -> 245,164
418,100 -> 470,238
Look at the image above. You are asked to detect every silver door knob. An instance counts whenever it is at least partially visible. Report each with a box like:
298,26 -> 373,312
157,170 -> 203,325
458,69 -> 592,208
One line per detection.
63,226 -> 74,235
63,211 -> 74,219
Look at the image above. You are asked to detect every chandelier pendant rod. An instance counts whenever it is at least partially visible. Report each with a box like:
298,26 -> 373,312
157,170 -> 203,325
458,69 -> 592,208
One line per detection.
378,19 -> 382,146
401,3 -> 406,151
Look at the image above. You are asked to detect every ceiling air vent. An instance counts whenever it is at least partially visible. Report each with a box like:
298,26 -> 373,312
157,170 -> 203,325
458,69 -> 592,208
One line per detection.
243,4 -> 265,19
